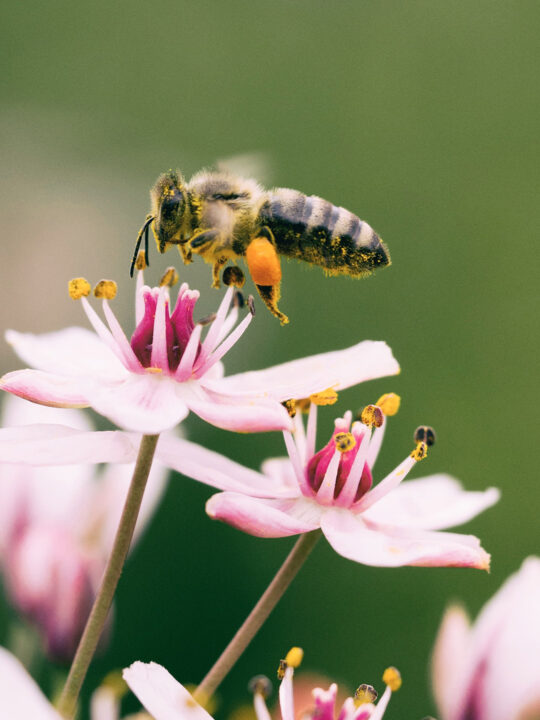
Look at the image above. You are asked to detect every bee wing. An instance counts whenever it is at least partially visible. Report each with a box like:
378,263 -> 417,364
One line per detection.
215,152 -> 273,185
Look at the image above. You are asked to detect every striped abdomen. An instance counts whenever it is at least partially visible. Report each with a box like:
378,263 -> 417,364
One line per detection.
258,188 -> 390,277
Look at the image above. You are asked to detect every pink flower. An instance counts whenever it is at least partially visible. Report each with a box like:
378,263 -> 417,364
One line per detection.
432,557 -> 540,720
0,396 -> 166,660
0,271 -> 399,434
123,649 -> 401,720
158,398 -> 498,569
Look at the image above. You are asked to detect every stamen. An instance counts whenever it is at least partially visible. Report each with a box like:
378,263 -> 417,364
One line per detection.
284,646 -> 303,668
159,266 -> 179,287
382,667 -> 402,692
411,441 -> 428,461
414,425 -> 436,447
223,266 -> 246,288
197,312 -> 217,326
135,250 -> 147,271
248,675 -> 273,699
233,290 -> 245,309
360,405 -> 384,428
296,397 -> 311,413
376,393 -> 401,416
283,431 -> 312,496
334,432 -> 356,453
282,399 -> 296,417
174,323 -> 203,381
248,295 -> 256,315
305,401 -> 318,462
93,280 -> 117,300
68,277 -> 91,299
355,684 -> 378,706
310,388 -> 338,406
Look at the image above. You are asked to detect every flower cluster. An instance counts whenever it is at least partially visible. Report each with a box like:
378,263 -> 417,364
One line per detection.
0,261 -> 525,720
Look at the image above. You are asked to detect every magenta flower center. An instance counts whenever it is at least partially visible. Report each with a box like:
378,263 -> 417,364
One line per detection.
130,288 -> 200,373
306,428 -> 373,504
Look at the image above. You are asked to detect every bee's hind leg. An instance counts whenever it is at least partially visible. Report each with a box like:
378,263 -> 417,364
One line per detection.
245,231 -> 289,325
255,284 -> 289,325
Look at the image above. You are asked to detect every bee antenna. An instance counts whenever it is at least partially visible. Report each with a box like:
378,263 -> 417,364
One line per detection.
130,215 -> 154,278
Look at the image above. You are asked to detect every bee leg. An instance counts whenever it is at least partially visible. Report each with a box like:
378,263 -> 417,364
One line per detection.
177,243 -> 193,265
255,284 -> 289,325
245,234 -> 289,325
211,257 -> 227,289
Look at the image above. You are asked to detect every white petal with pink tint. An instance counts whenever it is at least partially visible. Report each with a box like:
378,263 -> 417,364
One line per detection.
206,493 -> 321,538
87,374 -> 189,434
157,436 -> 296,497
123,661 -> 214,720
321,509 -> 490,568
6,327 -> 126,380
1,369 -> 90,407
0,424 -> 137,465
431,606 -> 471,720
186,391 -> 292,433
362,475 -> 500,530
0,647 -> 63,719
211,340 -> 400,402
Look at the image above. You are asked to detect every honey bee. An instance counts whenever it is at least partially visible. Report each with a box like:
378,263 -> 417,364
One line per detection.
131,169 -> 390,323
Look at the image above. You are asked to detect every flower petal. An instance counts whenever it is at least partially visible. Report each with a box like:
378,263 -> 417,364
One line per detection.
86,375 -> 189,433
187,391 -> 292,433
156,435 -> 296,497
206,493 -> 321,538
123,661 -> 214,720
1,369 -> 90,408
431,606 -> 471,720
214,341 -> 400,401
362,475 -> 500,530
321,509 -> 491,568
0,425 -> 138,465
0,647 -> 62,719
5,327 -> 126,380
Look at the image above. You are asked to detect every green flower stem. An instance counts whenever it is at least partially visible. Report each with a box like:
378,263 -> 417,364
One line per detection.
194,528 -> 322,703
57,433 -> 160,719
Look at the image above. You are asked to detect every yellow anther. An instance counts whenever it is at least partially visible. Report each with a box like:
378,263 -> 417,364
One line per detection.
296,397 -> 311,413
376,393 -> 401,416
334,432 -> 356,453
184,685 -> 216,713
159,266 -> 179,287
354,684 -> 378,706
411,441 -> 428,461
68,277 -> 91,300
284,646 -> 303,668
382,667 -> 402,692
310,388 -> 338,406
135,250 -> 147,271
101,671 -> 128,699
93,280 -> 117,300
146,367 -> 163,374
360,405 -> 384,428
282,399 -> 296,418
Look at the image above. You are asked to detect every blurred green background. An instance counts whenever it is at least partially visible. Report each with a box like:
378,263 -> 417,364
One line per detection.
1,1 -> 539,717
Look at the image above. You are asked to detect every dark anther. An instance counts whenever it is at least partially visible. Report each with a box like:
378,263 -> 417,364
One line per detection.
197,312 -> 217,326
223,265 -> 246,288
248,675 -> 273,698
248,295 -> 256,316
414,426 -> 436,447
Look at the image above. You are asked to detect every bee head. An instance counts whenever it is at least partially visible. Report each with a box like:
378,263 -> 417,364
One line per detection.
151,170 -> 187,252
